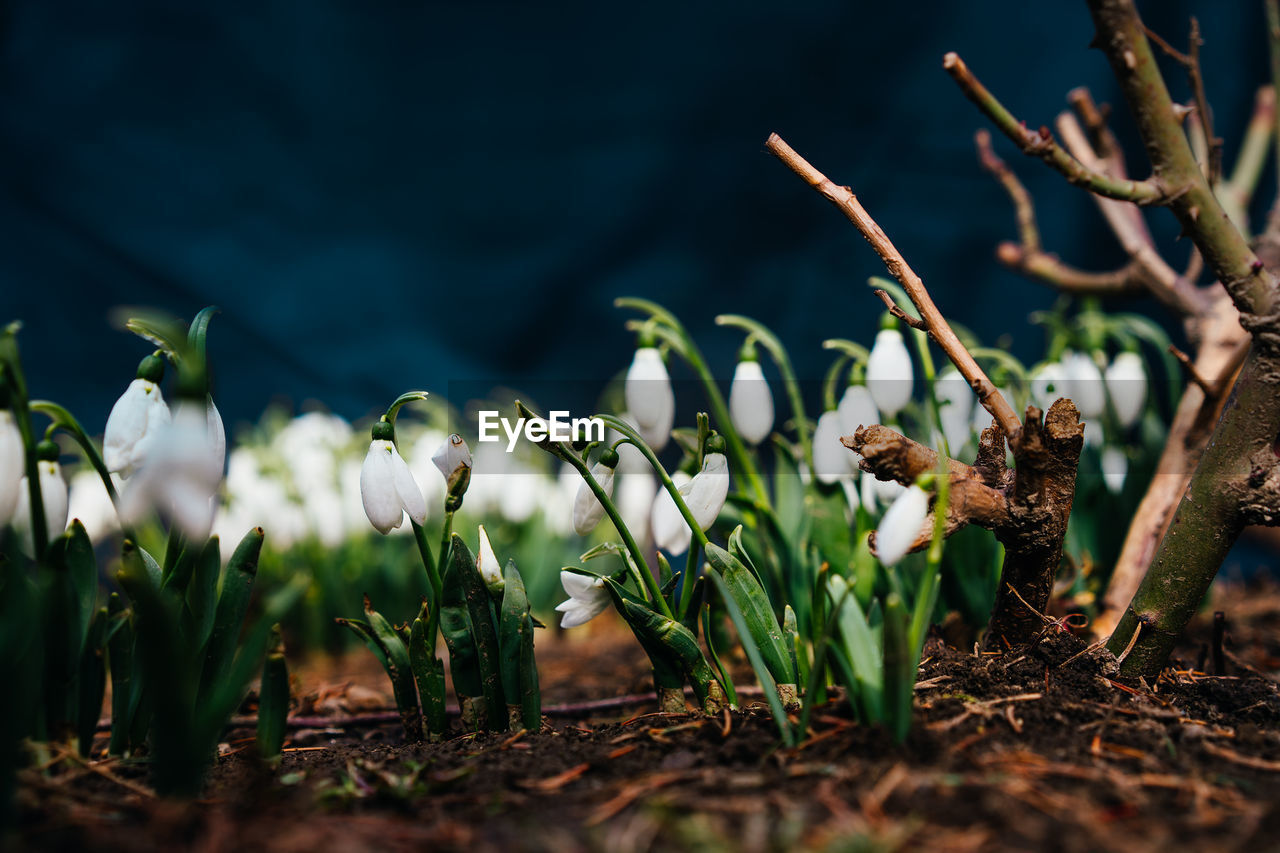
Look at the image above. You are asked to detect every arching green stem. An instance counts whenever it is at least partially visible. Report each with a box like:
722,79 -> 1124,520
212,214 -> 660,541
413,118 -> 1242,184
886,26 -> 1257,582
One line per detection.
1,324 -> 48,561
616,298 -> 770,508
31,401 -> 119,507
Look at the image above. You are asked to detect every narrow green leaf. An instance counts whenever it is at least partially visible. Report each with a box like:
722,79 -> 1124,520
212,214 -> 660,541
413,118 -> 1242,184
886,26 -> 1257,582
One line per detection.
256,625 -> 288,762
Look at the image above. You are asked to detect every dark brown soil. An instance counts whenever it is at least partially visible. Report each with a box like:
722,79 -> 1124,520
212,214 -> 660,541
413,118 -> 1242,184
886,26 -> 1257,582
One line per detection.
14,582 -> 1280,853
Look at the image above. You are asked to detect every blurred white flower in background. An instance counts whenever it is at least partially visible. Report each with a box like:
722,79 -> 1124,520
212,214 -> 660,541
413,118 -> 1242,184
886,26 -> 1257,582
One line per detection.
812,410 -> 854,486
1031,362 -> 1067,411
1105,352 -> 1147,429
625,347 -> 675,451
935,367 -> 975,452
572,458 -> 616,536
13,454 -> 68,554
0,409 -> 24,527
66,468 -> 120,544
866,329 -> 914,419
615,472 -> 658,544
729,358 -> 774,446
1101,446 -> 1128,494
120,401 -> 224,541
1061,351 -> 1106,420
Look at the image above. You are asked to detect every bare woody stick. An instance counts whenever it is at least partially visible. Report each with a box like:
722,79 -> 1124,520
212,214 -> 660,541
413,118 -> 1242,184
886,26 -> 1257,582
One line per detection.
764,132 -> 1022,438
943,52 -> 1166,205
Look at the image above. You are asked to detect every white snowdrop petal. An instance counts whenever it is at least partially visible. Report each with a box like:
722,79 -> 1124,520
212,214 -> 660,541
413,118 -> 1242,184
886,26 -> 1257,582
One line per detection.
651,471 -> 693,554
0,411 -> 24,525
625,348 -> 675,451
812,411 -> 853,485
729,360 -> 774,445
866,329 -> 914,418
875,484 -> 929,567
1031,362 -> 1067,412
684,453 -> 729,531
1105,352 -> 1147,429
207,399 -> 227,476
1062,351 -> 1107,419
360,440 -> 405,534
837,384 -> 880,441
388,445 -> 428,525
1101,446 -> 1128,494
477,525 -> 503,587
572,463 -> 614,535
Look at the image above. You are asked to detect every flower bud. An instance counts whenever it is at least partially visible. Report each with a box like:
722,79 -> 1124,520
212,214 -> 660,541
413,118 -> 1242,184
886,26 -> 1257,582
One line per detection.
432,433 -> 472,510
476,524 -> 504,593
729,357 -> 774,445
1105,351 -> 1147,429
13,441 -> 68,555
866,329 -> 914,418
812,410 -> 854,485
572,455 -> 617,536
104,356 -> 173,479
679,450 -> 728,531
624,347 -> 675,451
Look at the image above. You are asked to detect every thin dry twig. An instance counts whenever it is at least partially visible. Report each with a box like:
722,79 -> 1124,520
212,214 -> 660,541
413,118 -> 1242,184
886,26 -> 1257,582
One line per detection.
765,132 -> 1022,436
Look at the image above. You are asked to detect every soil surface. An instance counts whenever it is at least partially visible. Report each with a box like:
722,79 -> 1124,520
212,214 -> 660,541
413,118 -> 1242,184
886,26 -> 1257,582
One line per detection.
14,581 -> 1280,852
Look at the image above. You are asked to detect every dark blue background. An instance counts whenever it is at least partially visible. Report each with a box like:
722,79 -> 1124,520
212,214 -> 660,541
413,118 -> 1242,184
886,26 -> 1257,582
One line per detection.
0,1 -> 1266,436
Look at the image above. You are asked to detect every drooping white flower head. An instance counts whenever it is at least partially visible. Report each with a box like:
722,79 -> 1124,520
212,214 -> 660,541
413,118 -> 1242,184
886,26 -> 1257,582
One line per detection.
1101,446 -> 1128,494
936,367 -> 976,452
866,328 -> 914,419
1105,351 -> 1147,429
1061,350 -> 1106,419
0,409 -> 24,527
624,347 -> 675,451
119,401 -> 224,541
1030,362 -> 1068,411
104,378 -> 171,479
813,410 -> 854,485
572,453 -> 617,536
875,483 -> 929,567
729,358 -> 774,446
13,449 -> 69,555
651,469 -> 693,554
555,570 -> 611,629
476,524 -> 504,591
837,384 -> 880,442
359,421 -> 427,535
679,450 -> 729,531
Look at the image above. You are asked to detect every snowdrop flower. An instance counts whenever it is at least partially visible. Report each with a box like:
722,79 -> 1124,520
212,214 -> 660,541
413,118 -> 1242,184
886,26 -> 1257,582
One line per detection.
678,443 -> 729,531
556,570 -> 610,629
432,433 -> 472,485
0,407 -> 23,527
476,525 -> 504,592
875,483 -> 929,567
66,467 -> 120,544
1105,351 -> 1147,429
651,470 -> 693,553
624,347 -> 675,451
120,401 -> 224,541
1101,446 -> 1128,494
837,384 -> 880,441
572,449 -> 618,535
729,356 -> 774,445
1031,362 -> 1067,411
935,367 -> 975,452
359,421 -> 427,535
866,328 -> 914,419
103,355 -> 171,479
1061,351 -> 1106,419
13,441 -> 69,553
813,410 -> 854,485
873,476 -> 906,506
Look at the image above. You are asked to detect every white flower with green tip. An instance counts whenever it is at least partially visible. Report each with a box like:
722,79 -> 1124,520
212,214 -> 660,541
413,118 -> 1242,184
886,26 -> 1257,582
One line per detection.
875,483 -> 929,567
556,570 -> 610,629
624,347 -> 675,451
729,358 -> 774,445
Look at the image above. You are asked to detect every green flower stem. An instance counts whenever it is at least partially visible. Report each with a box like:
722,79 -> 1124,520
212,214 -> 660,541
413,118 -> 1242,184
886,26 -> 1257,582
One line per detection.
821,353 -> 851,412
911,462 -> 950,663
617,298 -> 770,508
410,520 -> 443,640
680,541 -> 701,619
1,326 -> 49,561
716,314 -> 812,474
30,400 -> 119,507
596,414 -> 711,555
384,391 -> 430,427
562,447 -> 671,619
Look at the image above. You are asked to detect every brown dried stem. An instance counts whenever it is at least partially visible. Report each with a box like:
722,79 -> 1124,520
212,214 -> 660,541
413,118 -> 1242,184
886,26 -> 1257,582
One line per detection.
764,132 -> 1022,437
